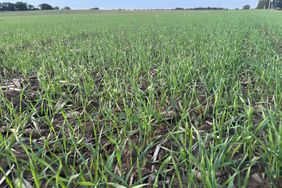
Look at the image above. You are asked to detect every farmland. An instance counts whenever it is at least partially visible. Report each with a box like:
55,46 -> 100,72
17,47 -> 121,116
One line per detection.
0,10 -> 282,187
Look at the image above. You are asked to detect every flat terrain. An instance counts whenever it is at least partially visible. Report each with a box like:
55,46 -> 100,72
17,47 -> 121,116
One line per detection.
0,10 -> 282,187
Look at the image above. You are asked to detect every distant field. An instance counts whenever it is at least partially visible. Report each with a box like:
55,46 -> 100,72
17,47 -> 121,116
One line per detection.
0,10 -> 282,187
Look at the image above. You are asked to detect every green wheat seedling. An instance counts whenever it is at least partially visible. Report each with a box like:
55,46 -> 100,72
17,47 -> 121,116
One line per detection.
0,10 -> 281,188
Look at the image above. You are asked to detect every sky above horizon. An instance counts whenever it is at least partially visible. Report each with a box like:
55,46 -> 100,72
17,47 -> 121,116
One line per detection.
2,0 -> 259,9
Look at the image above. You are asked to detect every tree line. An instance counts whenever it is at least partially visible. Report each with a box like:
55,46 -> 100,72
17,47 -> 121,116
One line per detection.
1,0 -> 282,12
175,7 -> 227,10
0,2 -> 72,11
257,0 -> 282,9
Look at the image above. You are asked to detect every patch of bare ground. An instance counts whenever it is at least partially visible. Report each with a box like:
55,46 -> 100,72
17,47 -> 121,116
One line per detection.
1,75 -> 39,109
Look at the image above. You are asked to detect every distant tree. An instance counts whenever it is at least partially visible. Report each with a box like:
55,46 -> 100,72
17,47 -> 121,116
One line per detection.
90,7 -> 99,10
243,5 -> 251,9
273,0 -> 282,9
1,2 -> 16,11
15,2 -> 28,11
28,4 -> 35,10
175,7 -> 185,10
62,6 -> 71,10
257,0 -> 270,9
185,7 -> 227,10
54,6 -> 60,10
0,2 -> 59,11
39,3 -> 54,10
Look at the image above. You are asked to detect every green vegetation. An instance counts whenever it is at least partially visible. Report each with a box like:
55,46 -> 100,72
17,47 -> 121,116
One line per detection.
0,10 -> 282,187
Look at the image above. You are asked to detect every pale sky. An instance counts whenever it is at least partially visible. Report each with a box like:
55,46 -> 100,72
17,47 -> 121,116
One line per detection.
2,0 -> 259,10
